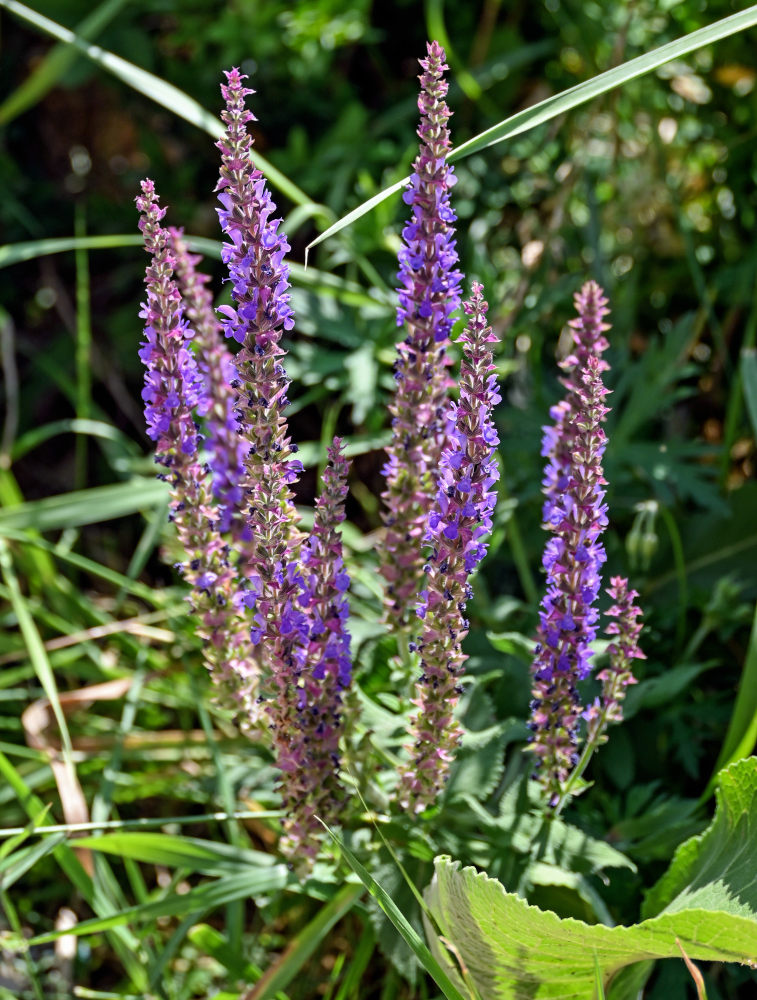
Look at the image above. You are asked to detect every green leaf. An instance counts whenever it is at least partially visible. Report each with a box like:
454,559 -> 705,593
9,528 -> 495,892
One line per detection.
741,348 -> 757,441
0,235 -> 143,268
0,0 -> 127,125
425,758 -> 757,999
30,866 -> 291,944
306,5 -> 757,252
707,601 -> 757,792
0,0 -> 318,212
0,478 -> 169,533
319,822 -> 469,1000
71,832 -> 277,876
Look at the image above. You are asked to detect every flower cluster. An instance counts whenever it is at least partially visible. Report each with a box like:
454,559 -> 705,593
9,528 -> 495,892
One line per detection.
136,180 -> 250,697
381,41 -> 463,626
278,439 -> 352,866
400,284 -> 500,812
168,227 -> 246,536
528,284 -> 612,803
584,577 -> 643,745
215,68 -> 304,676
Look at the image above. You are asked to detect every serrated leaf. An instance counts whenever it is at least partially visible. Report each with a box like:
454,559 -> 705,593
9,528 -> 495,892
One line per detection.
425,758 -> 757,999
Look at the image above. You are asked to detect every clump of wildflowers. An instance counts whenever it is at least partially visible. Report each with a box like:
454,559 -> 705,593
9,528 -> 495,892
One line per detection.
528,283 -> 612,804
400,283 -> 499,813
381,41 -> 463,626
136,180 -> 251,695
278,439 -> 352,867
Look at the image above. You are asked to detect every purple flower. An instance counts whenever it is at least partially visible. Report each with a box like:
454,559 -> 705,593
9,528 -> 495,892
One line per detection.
136,180 -> 253,708
584,576 -> 643,741
168,228 -> 246,534
381,41 -> 463,626
277,439 -> 352,867
528,282 -> 612,804
215,68 -> 304,659
400,283 -> 499,813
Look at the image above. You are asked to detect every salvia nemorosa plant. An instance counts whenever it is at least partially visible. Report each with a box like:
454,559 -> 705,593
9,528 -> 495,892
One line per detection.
137,50 -> 643,866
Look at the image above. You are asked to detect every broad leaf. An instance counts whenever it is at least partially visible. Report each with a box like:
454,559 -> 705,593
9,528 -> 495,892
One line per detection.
425,758 -> 757,999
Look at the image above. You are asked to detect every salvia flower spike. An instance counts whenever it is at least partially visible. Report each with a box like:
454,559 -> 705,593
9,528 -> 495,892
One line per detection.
136,180 -> 251,697
168,227 -> 246,535
381,40 -> 463,627
528,287 -> 612,803
277,438 -> 352,868
585,577 -> 643,744
400,283 -> 499,813
215,68 -> 304,676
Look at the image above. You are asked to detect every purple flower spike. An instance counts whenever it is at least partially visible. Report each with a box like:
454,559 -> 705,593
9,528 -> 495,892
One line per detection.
584,577 -> 643,743
381,41 -> 463,626
169,228 -> 246,535
528,284 -> 613,804
215,68 -> 303,659
136,180 -> 252,704
276,439 -> 352,868
400,284 -> 499,813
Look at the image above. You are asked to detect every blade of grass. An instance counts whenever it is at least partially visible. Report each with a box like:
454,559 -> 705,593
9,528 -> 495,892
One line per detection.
11,418 -> 135,462
30,865 -> 292,943
705,600 -> 757,795
319,822 -> 468,1000
306,4 -> 757,252
0,0 -> 127,125
0,478 -> 169,533
74,204 -> 92,490
0,811 -> 283,839
0,538 -> 73,759
0,527 -> 164,604
244,884 -> 364,1000
0,0 -> 321,212
331,920 -> 375,1000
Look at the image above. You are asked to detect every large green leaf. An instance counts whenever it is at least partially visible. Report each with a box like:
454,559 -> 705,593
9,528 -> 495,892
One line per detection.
307,4 -> 757,252
425,758 -> 757,999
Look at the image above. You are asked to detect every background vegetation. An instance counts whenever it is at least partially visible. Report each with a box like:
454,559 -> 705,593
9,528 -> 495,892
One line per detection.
0,1 -> 756,998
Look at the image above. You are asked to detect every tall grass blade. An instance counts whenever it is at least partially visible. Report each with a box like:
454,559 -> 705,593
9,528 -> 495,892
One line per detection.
246,884 -> 364,1000
0,0 -> 319,211
306,4 -> 757,252
706,600 -> 757,795
0,0 -> 127,125
319,822 -> 468,1000
0,479 -> 169,533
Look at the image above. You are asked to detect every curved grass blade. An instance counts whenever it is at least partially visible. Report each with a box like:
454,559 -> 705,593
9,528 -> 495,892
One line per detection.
246,884 -> 364,1000
319,821 -> 469,1000
705,600 -> 757,796
0,235 -> 384,307
11,418 -> 133,462
0,478 -> 169,534
306,4 -> 757,253
0,0 -> 127,125
0,0 -> 320,212
29,866 -> 291,943
0,538 -> 73,758
0,235 -> 142,268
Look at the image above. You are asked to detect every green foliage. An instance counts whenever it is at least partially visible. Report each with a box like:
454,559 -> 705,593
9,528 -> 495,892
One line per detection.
1,0 -> 757,996
424,759 -> 757,999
